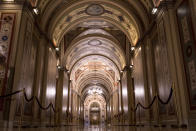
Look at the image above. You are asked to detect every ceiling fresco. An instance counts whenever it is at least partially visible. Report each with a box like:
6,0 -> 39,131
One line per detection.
77,28 -> 112,38
64,36 -> 125,71
36,0 -> 154,14
50,2 -> 139,46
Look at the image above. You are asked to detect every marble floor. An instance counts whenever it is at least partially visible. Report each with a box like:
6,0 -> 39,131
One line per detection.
0,125 -> 194,131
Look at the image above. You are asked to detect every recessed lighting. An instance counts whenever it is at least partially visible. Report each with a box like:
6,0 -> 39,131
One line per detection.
152,8 -> 158,14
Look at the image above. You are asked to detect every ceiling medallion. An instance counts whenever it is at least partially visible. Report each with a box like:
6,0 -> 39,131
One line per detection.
85,4 -> 105,16
88,39 -> 102,46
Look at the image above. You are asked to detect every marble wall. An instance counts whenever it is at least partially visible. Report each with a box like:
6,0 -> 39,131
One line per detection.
133,48 -> 146,120
145,40 -> 155,121
62,72 -> 69,120
45,48 -> 57,118
153,19 -> 175,119
16,19 -> 38,117
121,72 -> 128,116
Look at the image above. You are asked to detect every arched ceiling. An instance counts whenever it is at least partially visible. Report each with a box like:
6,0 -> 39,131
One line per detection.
36,0 -> 153,29
65,35 -> 126,71
66,32 -> 123,96
31,0 -> 157,46
29,0 -> 157,105
49,2 -> 139,46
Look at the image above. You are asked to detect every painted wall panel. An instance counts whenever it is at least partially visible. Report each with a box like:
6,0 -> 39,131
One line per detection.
177,0 -> 196,110
0,13 -> 16,110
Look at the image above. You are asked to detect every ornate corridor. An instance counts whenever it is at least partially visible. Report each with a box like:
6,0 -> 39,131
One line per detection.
0,0 -> 196,131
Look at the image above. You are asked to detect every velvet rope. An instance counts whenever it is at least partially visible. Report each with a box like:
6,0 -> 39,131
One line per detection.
0,90 -> 22,98
158,88 -> 173,105
131,87 -> 173,112
35,96 -> 52,110
139,96 -> 157,110
0,86 -> 174,113
24,91 -> 34,102
23,89 -> 58,112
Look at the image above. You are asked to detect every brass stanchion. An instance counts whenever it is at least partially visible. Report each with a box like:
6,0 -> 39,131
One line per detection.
50,106 -> 52,128
138,106 -> 141,131
19,89 -> 25,131
171,83 -> 180,126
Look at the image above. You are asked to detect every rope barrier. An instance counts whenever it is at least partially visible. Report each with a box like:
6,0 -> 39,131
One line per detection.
0,90 -> 23,98
0,88 -> 58,113
0,84 -> 174,113
139,96 -> 157,110
130,85 -> 174,112
23,92 -> 34,102
158,88 -> 173,105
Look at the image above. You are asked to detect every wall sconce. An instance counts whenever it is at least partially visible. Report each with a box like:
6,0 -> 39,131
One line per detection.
55,47 -> 60,52
33,8 -> 39,15
131,46 -> 135,51
57,65 -> 69,72
152,7 -> 158,14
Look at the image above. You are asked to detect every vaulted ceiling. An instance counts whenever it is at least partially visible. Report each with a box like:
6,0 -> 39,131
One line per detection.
30,0 -> 159,46
29,0 -> 160,107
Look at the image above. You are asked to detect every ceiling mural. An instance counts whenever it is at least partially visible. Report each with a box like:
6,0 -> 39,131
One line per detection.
85,4 -> 105,16
77,28 -> 112,38
74,20 -> 117,30
77,74 -> 113,94
64,36 -> 125,71
51,2 -> 139,46
36,0 -> 153,16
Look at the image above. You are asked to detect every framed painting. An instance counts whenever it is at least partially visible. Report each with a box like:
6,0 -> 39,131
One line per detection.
0,13 -> 16,111
177,0 -> 196,110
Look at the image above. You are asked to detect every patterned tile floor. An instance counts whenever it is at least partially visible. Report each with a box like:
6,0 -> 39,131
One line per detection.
0,125 -> 195,131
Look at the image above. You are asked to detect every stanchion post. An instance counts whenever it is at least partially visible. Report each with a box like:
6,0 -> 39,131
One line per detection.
139,106 -> 141,131
171,83 -> 180,125
50,106 -> 52,127
19,89 -> 25,131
